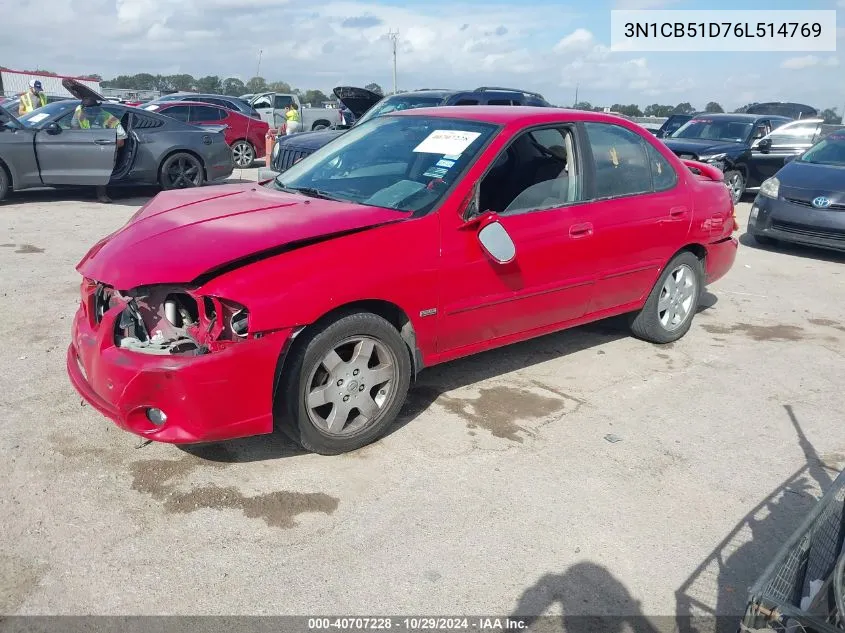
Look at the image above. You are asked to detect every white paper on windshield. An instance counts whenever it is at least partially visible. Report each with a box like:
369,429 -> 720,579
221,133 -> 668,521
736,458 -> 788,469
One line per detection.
413,130 -> 481,155
27,113 -> 49,124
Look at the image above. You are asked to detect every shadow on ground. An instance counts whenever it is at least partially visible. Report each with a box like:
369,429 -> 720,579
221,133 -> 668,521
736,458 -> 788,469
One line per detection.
675,404 -> 838,633
739,232 -> 845,265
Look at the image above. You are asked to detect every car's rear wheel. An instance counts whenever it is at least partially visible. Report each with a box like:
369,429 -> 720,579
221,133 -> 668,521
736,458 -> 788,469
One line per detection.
629,251 -> 703,344
277,312 -> 412,455
0,165 -> 9,202
231,140 -> 255,168
159,153 -> 205,190
724,170 -> 745,204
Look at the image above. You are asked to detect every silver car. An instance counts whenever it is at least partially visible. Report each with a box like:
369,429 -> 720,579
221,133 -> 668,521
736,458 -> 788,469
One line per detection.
0,79 -> 234,202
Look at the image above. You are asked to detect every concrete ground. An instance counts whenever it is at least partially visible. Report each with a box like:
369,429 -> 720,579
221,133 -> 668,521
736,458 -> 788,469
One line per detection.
1,170 -> 844,628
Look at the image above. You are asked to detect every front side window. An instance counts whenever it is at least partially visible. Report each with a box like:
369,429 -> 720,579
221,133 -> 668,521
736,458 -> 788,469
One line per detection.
584,122 -> 652,199
762,122 -> 819,147
477,126 -> 580,215
799,134 -> 845,167
270,115 -> 497,215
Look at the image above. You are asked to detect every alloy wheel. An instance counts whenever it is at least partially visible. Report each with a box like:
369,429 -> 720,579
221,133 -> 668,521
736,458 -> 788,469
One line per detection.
305,336 -> 399,436
232,141 -> 254,168
165,156 -> 202,188
657,264 -> 697,332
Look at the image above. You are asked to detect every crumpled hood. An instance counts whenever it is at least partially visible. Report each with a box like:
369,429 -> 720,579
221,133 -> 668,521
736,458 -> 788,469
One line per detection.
77,183 -> 410,289
663,138 -> 745,157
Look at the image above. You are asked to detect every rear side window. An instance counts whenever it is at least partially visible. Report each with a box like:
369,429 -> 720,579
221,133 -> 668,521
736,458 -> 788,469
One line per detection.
487,99 -> 514,105
584,122 -> 652,199
162,105 -> 189,121
190,105 -> 224,121
646,144 -> 678,191
274,95 -> 294,109
454,99 -> 479,105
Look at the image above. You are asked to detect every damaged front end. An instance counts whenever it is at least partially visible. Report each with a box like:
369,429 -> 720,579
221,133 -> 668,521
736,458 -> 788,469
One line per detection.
85,280 -> 252,356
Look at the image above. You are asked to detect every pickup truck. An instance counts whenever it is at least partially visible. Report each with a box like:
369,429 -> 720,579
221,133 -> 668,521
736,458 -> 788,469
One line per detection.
247,92 -> 342,131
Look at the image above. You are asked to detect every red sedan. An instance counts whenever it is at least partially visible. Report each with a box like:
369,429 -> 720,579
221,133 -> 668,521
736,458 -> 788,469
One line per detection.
68,107 -> 738,455
143,101 -> 268,168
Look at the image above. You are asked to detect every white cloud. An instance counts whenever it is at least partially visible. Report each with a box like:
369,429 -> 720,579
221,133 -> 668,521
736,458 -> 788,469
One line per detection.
554,28 -> 595,53
838,0 -> 845,7
780,55 -> 839,69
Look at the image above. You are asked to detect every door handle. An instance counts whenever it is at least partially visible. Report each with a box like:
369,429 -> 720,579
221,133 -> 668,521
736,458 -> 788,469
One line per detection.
661,207 -> 688,223
569,222 -> 593,238
94,138 -> 115,145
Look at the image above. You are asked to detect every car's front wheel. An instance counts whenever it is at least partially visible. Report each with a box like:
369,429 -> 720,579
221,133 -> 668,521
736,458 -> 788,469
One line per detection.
724,170 -> 745,204
0,165 -> 8,202
629,251 -> 703,344
278,312 -> 412,455
159,153 -> 205,190
231,140 -> 255,168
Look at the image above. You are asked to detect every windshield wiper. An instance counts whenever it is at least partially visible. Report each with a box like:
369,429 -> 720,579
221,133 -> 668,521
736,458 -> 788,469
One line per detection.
275,182 -> 344,201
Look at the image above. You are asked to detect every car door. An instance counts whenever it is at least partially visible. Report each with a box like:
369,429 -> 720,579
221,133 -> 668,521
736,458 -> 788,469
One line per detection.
437,124 -> 597,352
579,121 -> 692,314
750,121 -> 820,186
34,109 -> 116,185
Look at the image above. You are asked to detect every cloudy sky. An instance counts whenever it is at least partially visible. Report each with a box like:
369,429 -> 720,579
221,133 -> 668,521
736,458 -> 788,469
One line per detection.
2,0 -> 843,110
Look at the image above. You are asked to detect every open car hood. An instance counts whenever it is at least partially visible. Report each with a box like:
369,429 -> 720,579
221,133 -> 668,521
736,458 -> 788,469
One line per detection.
61,78 -> 106,104
76,183 -> 411,289
332,86 -> 382,118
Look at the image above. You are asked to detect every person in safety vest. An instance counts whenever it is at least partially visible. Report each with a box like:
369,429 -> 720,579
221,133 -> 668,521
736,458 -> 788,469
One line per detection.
18,80 -> 47,115
70,97 -> 128,203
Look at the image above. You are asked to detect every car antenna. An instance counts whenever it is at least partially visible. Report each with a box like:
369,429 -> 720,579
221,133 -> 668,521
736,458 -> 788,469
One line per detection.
239,48 -> 262,181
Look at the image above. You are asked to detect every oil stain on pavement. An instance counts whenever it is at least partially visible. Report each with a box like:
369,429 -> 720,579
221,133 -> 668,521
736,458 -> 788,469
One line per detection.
129,454 -> 338,528
437,385 -> 568,443
14,244 -> 45,254
0,554 -> 48,613
701,323 -> 805,342
809,318 -> 845,333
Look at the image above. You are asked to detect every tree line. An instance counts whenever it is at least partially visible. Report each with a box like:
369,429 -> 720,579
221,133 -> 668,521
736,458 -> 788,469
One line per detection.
572,100 -> 841,123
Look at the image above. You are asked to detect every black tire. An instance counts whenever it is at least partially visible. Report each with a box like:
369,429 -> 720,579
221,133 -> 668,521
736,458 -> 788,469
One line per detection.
0,165 -> 8,203
312,123 -> 329,131
724,170 -> 745,204
158,152 -> 205,190
277,312 -> 412,455
231,140 -> 255,168
629,251 -> 704,344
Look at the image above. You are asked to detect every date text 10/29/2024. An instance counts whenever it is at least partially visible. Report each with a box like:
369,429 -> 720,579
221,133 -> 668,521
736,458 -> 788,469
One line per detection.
308,618 -> 528,631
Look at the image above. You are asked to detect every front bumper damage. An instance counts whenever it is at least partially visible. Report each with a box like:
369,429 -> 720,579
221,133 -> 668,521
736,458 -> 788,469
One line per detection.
67,280 -> 293,443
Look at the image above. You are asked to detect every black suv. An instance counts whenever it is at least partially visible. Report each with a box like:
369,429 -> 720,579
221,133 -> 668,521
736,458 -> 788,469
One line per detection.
662,113 -> 791,203
262,86 -> 552,176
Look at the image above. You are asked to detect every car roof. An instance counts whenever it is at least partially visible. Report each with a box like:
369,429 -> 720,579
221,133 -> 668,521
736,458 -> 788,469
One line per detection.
150,100 -> 225,108
389,105 -> 636,125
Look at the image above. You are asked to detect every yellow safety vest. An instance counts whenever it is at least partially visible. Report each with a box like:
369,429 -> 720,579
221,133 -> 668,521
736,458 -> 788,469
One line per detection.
20,91 -> 47,113
74,105 -> 119,130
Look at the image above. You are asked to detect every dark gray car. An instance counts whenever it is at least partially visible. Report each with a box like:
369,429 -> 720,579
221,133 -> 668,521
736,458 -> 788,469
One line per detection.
0,79 -> 234,202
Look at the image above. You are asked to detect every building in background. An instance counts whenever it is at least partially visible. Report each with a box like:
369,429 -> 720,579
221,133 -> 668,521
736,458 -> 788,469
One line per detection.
0,68 -> 101,100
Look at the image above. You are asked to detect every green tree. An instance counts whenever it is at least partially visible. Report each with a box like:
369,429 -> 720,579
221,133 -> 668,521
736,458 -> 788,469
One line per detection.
245,76 -> 267,93
163,74 -> 195,91
364,82 -> 384,96
704,101 -> 724,113
222,77 -> 246,96
673,102 -> 695,115
86,73 -> 103,82
268,81 -> 292,93
301,89 -> 329,106
573,101 -> 596,111
611,103 -> 643,117
820,107 -> 841,124
196,75 -> 223,93
644,103 -> 674,117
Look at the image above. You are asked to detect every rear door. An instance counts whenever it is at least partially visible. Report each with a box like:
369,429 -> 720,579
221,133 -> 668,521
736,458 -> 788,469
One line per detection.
188,104 -> 225,125
35,108 -> 116,185
579,121 -> 692,314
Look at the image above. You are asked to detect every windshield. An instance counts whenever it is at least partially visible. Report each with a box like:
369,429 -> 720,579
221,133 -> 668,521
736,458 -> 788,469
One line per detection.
798,134 -> 845,167
671,118 -> 752,143
16,100 -> 79,127
353,95 -> 444,127
270,115 -> 498,215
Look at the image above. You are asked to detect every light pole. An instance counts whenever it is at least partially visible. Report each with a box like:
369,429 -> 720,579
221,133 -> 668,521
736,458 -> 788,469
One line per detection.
388,30 -> 399,94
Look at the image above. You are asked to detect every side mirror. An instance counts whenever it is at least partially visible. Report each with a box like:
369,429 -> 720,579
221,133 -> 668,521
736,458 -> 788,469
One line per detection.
757,138 -> 772,152
45,122 -> 61,135
478,221 -> 516,264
